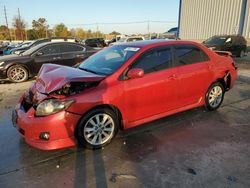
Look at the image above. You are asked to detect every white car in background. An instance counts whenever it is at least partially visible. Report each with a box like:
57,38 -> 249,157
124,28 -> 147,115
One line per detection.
110,36 -> 144,46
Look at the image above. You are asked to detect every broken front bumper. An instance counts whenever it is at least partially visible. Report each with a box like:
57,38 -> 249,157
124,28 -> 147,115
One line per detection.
13,98 -> 81,150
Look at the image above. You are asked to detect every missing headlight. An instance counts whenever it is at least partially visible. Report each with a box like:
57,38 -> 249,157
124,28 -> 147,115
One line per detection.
54,82 -> 99,96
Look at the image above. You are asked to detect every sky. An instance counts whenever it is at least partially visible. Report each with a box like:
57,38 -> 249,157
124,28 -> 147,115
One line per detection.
0,0 -> 180,34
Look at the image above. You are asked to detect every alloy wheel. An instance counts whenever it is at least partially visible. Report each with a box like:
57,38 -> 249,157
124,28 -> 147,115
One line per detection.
208,86 -> 223,108
83,113 -> 115,146
8,66 -> 27,82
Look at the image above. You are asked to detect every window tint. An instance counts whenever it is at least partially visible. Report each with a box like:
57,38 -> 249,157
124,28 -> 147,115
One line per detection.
174,45 -> 209,66
38,45 -> 60,55
79,45 -> 139,75
132,47 -> 172,74
127,37 -> 143,42
60,44 -> 84,53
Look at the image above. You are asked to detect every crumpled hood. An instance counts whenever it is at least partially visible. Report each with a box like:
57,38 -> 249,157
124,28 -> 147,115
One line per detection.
34,64 -> 105,94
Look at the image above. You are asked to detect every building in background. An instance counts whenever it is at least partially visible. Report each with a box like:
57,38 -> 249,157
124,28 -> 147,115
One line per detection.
178,0 -> 250,40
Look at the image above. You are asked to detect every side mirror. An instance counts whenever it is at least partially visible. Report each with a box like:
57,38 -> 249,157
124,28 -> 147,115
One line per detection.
36,52 -> 43,56
225,38 -> 232,45
127,68 -> 144,79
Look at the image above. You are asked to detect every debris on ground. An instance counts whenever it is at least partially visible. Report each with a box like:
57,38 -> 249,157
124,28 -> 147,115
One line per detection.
187,168 -> 197,175
110,173 -> 137,183
227,176 -> 237,182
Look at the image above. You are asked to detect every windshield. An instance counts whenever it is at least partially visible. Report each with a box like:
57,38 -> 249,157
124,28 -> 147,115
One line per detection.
21,42 -> 44,56
79,45 -> 140,75
204,36 -> 228,45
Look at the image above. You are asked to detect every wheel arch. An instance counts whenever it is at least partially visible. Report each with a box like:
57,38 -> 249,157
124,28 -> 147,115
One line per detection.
74,104 -> 124,139
215,70 -> 231,91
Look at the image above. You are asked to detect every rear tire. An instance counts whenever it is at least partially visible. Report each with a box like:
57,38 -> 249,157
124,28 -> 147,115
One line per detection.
238,49 -> 245,58
76,108 -> 119,149
205,82 -> 225,111
7,65 -> 28,83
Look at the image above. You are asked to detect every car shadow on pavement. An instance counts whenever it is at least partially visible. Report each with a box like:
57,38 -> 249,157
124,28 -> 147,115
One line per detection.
73,148 -> 108,188
0,77 -> 36,84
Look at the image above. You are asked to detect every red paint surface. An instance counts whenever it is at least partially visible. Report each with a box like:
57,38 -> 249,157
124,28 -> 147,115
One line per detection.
15,40 -> 237,150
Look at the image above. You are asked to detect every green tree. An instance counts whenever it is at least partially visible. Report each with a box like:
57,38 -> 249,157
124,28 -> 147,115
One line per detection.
109,31 -> 121,35
32,18 -> 49,39
75,28 -> 87,38
54,23 -> 69,37
27,29 -> 37,40
0,25 -> 10,40
12,16 -> 26,40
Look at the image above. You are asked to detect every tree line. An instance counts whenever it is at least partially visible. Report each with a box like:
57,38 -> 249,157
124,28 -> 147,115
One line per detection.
0,16 -> 121,41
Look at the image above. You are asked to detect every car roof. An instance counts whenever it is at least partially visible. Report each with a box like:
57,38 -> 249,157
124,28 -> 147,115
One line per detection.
115,39 -> 197,48
39,41 -> 83,46
86,38 -> 104,40
125,36 -> 144,38
28,41 -> 84,51
212,34 -> 244,38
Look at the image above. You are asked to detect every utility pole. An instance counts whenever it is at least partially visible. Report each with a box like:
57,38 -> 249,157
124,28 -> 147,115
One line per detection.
147,20 -> 151,39
18,8 -> 24,41
96,23 -> 99,38
4,6 -> 11,41
25,29 -> 27,40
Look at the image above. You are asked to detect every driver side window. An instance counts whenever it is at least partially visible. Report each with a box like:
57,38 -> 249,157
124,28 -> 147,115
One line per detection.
37,45 -> 60,55
131,47 -> 173,74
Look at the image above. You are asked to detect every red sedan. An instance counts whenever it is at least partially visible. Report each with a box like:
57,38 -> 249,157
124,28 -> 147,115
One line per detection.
13,40 -> 237,150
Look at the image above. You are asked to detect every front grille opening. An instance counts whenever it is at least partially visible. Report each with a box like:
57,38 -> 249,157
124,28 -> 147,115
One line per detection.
22,100 -> 33,112
18,128 -> 25,135
21,90 -> 34,112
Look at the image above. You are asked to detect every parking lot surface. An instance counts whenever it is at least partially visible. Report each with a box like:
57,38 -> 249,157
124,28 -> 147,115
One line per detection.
0,55 -> 250,188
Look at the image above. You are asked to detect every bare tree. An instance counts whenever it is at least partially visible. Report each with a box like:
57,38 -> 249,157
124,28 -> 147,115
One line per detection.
13,16 -> 26,40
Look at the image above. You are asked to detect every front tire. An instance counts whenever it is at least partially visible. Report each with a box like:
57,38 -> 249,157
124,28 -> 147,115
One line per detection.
7,65 -> 28,83
76,108 -> 119,149
205,82 -> 225,111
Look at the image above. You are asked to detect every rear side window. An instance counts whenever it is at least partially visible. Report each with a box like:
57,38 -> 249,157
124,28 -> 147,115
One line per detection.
174,44 -> 209,66
86,39 -> 94,43
132,47 -> 172,74
60,44 -> 84,53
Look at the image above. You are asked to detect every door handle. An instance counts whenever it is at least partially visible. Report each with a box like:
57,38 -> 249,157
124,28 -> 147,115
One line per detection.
76,54 -> 84,58
168,74 -> 177,80
52,57 -> 61,60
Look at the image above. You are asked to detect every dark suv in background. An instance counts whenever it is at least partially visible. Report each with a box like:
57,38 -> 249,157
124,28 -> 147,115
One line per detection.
203,35 -> 247,57
84,38 -> 107,47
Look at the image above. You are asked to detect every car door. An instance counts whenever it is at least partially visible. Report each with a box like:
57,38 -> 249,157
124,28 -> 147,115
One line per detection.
59,43 -> 86,67
32,44 -> 61,73
173,44 -> 213,106
123,46 -> 179,122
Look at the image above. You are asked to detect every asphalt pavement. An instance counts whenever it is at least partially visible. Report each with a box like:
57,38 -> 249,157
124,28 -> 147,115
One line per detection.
0,55 -> 250,188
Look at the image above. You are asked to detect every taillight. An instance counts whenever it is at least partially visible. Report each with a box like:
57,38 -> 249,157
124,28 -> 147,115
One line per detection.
232,61 -> 237,70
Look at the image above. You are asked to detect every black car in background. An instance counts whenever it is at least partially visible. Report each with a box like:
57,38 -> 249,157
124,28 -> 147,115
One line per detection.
10,37 -> 81,55
10,38 -> 51,55
84,38 -> 107,47
203,35 -> 247,57
0,42 -> 97,82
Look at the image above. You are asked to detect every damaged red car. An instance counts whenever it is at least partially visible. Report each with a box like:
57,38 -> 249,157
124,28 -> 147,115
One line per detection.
13,40 -> 237,150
